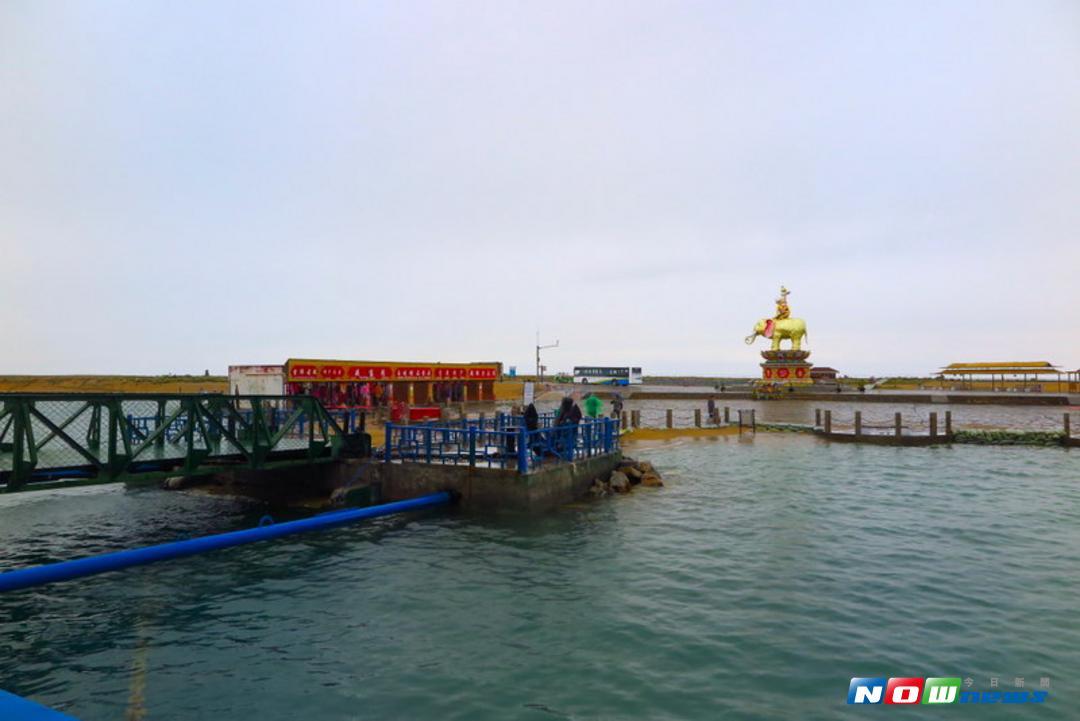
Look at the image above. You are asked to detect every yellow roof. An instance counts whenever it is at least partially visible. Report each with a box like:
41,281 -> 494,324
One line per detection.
942,362 -> 1056,370
938,361 -> 1060,375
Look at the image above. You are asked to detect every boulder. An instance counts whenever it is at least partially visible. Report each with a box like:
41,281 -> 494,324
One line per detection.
623,465 -> 644,481
161,476 -> 187,490
589,479 -> 609,497
640,473 -> 664,488
636,460 -> 657,475
609,470 -> 631,494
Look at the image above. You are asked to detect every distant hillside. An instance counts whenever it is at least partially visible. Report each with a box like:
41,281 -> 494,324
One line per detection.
643,376 -> 751,386
0,375 -> 228,394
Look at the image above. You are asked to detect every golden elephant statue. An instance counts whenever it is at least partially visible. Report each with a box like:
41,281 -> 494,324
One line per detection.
744,317 -> 808,351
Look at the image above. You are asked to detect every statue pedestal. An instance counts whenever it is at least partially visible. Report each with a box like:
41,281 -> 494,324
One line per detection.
758,350 -> 813,385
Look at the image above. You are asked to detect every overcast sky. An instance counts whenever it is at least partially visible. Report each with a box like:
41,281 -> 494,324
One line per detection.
2,1 -> 1077,377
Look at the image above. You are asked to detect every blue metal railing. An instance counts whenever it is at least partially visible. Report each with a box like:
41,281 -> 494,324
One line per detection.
384,416 -> 619,473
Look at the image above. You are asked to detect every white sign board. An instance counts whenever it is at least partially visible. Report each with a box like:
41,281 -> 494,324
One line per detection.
523,381 -> 535,406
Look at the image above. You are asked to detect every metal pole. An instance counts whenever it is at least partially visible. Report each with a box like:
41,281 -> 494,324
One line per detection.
384,422 -> 393,464
535,333 -> 559,383
517,426 -> 528,473
156,399 -> 167,449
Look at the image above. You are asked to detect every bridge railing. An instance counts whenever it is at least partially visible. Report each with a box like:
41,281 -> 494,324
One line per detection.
0,394 -> 350,490
385,416 -> 619,473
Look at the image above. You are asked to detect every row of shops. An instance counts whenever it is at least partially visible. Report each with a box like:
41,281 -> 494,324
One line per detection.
228,359 -> 503,409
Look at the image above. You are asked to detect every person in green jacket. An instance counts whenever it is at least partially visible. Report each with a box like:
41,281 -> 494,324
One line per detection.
583,393 -> 603,419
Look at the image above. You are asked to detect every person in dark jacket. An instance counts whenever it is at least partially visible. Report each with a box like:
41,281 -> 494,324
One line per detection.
555,396 -> 574,426
553,396 -> 578,458
567,402 -> 582,425
524,403 -> 539,432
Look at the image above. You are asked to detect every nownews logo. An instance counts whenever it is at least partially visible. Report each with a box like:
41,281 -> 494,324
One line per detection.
848,677 -> 1050,705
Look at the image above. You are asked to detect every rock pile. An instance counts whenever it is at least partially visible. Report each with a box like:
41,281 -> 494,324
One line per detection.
589,457 -> 664,497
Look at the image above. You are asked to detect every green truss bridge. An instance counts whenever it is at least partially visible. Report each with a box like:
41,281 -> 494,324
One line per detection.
0,394 -> 369,492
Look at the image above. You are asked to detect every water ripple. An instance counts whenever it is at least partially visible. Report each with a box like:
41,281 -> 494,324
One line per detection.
0,436 -> 1078,719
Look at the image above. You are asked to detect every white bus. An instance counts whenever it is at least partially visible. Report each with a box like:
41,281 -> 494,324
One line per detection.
573,366 -> 644,386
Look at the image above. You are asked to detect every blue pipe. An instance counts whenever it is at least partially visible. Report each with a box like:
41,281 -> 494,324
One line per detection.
0,690 -> 79,720
0,492 -> 453,593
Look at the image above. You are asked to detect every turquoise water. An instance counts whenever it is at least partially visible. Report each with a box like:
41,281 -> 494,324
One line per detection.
1,434 -> 1078,720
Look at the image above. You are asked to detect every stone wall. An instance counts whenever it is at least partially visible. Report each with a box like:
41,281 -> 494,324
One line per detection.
379,453 -> 622,512
212,454 -> 622,512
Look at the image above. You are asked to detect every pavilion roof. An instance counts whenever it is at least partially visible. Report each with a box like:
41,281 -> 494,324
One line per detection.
938,361 -> 1060,375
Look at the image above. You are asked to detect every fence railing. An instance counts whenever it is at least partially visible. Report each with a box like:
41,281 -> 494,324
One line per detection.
385,416 -> 619,473
126,406 -> 366,441
0,394 -> 354,490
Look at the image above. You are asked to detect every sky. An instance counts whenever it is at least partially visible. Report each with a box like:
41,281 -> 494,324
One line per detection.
1,0 -> 1078,377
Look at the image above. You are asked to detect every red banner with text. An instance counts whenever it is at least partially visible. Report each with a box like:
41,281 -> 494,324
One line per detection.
286,359 -> 499,383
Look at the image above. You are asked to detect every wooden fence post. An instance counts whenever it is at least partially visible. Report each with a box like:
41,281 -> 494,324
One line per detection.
824,410 -> 832,434
929,412 -> 938,438
621,411 -> 628,429
666,409 -> 673,429
694,408 -> 701,428
1065,413 -> 1071,438
724,406 -> 730,424
815,408 -> 821,427
854,411 -> 862,437
945,411 -> 952,437
895,412 -> 902,438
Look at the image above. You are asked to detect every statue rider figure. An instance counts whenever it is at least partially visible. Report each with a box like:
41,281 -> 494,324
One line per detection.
775,285 -> 790,320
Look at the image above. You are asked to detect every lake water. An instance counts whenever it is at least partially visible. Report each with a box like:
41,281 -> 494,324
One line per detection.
1,434 -> 1078,719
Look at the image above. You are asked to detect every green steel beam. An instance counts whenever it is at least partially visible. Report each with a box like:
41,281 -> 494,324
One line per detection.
0,393 -> 354,491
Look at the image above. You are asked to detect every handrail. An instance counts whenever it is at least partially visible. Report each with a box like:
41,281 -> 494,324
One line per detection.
384,416 -> 619,473
0,395 -> 354,490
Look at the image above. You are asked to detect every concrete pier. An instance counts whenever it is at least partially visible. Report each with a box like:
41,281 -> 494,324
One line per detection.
213,451 -> 623,513
380,453 -> 622,512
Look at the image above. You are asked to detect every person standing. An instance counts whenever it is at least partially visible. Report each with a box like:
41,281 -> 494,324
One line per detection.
583,393 -> 603,419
